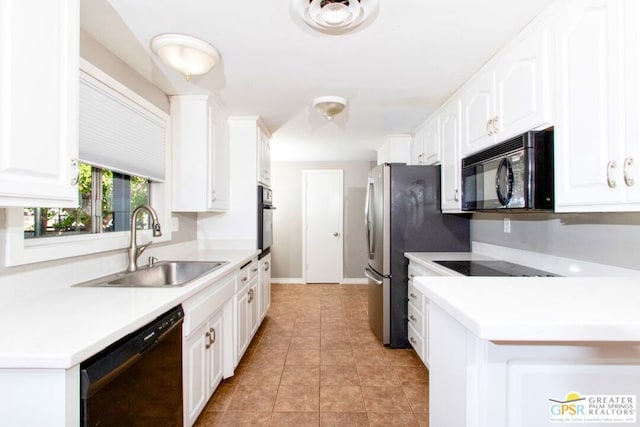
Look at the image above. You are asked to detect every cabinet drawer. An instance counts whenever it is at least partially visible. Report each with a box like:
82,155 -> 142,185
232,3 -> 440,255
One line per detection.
408,282 -> 425,308
183,273 -> 235,336
407,322 -> 425,365
408,301 -> 423,335
408,262 -> 440,280
236,259 -> 258,292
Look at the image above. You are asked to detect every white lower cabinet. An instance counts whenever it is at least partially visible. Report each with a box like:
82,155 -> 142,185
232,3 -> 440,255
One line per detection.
183,309 -> 223,426
234,258 -> 260,367
259,254 -> 271,322
407,261 -> 444,368
182,272 -> 235,426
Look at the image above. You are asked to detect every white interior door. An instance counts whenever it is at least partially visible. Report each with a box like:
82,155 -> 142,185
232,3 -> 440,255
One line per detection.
303,170 -> 343,283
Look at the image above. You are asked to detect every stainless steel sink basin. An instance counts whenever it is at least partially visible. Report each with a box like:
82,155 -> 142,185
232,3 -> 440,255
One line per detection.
74,261 -> 227,288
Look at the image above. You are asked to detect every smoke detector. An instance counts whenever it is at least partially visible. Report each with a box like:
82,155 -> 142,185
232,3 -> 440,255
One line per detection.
292,0 -> 379,34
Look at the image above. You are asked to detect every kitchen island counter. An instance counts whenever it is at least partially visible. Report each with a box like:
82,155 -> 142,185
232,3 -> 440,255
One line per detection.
416,275 -> 640,427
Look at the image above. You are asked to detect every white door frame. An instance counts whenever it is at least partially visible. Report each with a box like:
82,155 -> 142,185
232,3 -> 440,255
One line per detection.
302,169 -> 344,284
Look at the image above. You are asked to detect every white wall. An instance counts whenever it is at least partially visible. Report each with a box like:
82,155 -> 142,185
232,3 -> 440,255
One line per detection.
270,160 -> 374,280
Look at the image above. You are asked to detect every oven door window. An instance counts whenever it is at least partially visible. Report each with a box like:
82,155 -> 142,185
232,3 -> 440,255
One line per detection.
262,208 -> 273,249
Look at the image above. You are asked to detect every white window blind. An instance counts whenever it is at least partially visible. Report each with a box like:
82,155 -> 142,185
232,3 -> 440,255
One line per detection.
79,71 -> 166,181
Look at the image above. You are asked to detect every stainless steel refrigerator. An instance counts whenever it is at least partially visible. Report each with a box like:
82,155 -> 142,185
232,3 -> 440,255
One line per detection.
364,164 -> 470,347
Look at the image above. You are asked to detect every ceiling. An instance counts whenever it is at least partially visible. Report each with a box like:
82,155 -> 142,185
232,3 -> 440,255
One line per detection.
81,0 -> 555,162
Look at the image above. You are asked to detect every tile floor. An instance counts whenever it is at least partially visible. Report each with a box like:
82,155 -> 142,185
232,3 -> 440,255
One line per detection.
195,284 -> 429,426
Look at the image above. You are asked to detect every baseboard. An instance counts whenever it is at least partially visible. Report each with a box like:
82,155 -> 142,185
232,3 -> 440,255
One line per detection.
271,278 -> 304,284
271,278 -> 369,285
341,278 -> 368,285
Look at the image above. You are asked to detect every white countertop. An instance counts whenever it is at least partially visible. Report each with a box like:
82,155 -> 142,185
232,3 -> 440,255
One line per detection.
406,242 -> 640,277
0,246 -> 259,369
406,242 -> 640,343
414,276 -> 640,342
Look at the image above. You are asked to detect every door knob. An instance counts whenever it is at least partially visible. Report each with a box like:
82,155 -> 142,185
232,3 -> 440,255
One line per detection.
333,232 -> 340,237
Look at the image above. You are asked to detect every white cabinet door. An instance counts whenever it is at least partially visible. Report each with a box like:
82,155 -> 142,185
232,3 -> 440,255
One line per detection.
235,284 -> 249,365
257,129 -> 271,187
184,309 -> 225,427
553,0 -> 625,211
248,279 -> 260,337
0,0 -> 79,207
259,255 -> 271,321
495,25 -> 551,141
622,0 -> 640,204
171,95 -> 229,212
410,128 -> 425,165
423,117 -> 441,165
209,102 -> 230,211
461,24 -> 551,158
206,311 -> 224,395
461,71 -> 495,156
440,100 -> 463,212
184,322 -> 208,427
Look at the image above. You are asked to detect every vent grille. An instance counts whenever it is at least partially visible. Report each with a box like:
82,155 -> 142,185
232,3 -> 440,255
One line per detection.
462,133 -> 531,167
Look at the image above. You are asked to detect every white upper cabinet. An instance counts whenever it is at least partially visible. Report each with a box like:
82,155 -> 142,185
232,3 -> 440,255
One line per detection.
257,128 -> 271,187
171,95 -> 229,212
461,23 -> 551,157
440,99 -> 463,212
378,135 -> 411,165
0,0 -> 79,207
552,0 -> 627,211
411,119 -> 440,165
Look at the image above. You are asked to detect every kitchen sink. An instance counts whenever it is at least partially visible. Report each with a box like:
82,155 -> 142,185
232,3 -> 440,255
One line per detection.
74,261 -> 227,288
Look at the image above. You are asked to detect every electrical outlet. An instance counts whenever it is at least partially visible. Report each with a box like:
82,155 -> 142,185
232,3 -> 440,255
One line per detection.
503,218 -> 511,233
172,217 -> 179,232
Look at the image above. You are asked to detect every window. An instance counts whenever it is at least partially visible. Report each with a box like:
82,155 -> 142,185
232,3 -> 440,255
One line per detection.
23,163 -> 150,239
4,60 -> 171,267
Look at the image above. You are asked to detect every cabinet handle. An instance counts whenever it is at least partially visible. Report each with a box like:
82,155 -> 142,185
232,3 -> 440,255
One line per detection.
248,289 -> 253,303
241,277 -> 248,283
410,337 -> 417,344
210,327 -> 216,345
251,267 -> 258,273
410,315 -> 417,322
205,331 -> 212,349
70,159 -> 79,185
606,160 -> 617,188
410,293 -> 417,299
264,262 -> 270,272
486,119 -> 493,136
211,190 -> 217,202
624,157 -> 634,187
454,189 -> 459,202
492,116 -> 499,134
409,274 -> 414,279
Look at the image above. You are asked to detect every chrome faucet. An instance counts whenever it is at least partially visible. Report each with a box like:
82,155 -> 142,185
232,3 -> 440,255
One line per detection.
127,205 -> 162,272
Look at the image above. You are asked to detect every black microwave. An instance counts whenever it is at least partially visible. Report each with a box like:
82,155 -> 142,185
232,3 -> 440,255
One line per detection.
461,129 -> 554,211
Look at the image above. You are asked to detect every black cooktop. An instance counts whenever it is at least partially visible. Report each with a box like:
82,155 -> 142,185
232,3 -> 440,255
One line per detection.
433,260 -> 559,277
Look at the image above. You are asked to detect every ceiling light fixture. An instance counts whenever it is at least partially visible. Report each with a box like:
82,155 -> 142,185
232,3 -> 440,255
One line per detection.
313,96 -> 347,120
150,33 -> 220,80
292,0 -> 379,34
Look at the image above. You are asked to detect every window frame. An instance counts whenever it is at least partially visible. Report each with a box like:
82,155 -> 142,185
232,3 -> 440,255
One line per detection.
3,59 -> 172,267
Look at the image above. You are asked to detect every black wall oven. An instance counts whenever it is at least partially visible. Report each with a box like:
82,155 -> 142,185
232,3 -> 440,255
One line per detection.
258,184 -> 275,253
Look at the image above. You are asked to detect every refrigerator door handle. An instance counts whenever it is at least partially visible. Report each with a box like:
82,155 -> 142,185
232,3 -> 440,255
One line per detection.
365,267 -> 383,285
365,179 -> 374,259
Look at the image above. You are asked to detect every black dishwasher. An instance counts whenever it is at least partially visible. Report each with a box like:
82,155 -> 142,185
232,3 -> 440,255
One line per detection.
80,305 -> 184,427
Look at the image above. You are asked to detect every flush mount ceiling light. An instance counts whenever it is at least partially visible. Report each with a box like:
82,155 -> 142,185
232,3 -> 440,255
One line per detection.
150,33 -> 220,80
313,96 -> 347,120
292,0 -> 379,34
